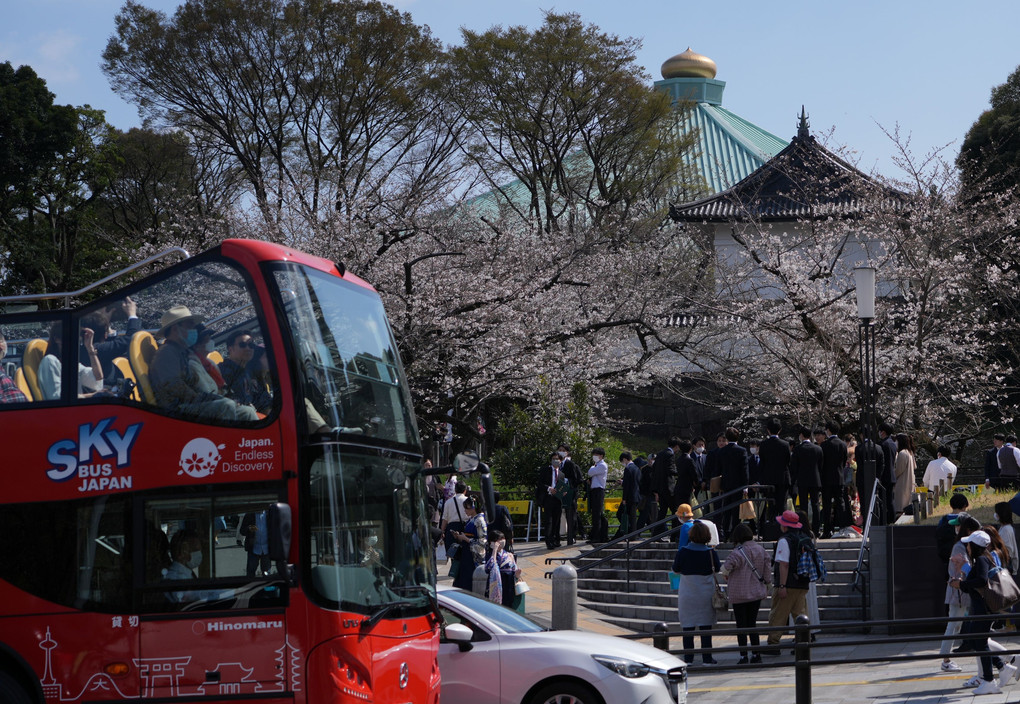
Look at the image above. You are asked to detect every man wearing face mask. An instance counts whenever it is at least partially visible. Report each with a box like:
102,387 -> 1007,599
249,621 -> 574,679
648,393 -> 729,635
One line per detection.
588,448 -> 609,543
165,528 -> 235,604
150,305 -> 248,420
164,529 -> 209,603
0,332 -> 28,403
691,438 -> 708,504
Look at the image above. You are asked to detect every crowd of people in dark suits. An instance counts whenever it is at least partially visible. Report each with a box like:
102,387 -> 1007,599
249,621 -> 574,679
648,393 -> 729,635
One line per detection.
638,419 -> 928,541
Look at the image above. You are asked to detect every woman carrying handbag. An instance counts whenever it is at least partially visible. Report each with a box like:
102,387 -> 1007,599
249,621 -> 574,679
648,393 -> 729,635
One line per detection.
721,523 -> 773,663
672,521 -> 721,664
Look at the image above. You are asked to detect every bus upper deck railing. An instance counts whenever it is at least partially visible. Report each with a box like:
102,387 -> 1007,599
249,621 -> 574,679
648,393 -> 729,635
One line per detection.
0,246 -> 190,307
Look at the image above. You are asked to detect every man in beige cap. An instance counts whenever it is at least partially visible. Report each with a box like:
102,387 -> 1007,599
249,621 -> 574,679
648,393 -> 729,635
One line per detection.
149,305 -> 246,421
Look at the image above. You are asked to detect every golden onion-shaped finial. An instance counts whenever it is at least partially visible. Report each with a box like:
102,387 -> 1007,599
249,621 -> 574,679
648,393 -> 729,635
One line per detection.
661,47 -> 717,79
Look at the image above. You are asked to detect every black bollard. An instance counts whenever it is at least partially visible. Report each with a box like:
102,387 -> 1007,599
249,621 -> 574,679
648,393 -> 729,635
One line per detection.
794,614 -> 811,704
653,622 -> 669,651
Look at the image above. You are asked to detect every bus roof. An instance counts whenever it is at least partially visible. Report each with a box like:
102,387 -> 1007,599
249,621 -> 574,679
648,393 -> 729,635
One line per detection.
221,240 -> 375,292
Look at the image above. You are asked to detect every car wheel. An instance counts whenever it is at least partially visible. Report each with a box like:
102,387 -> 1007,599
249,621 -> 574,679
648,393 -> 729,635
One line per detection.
526,681 -> 600,704
0,672 -> 33,704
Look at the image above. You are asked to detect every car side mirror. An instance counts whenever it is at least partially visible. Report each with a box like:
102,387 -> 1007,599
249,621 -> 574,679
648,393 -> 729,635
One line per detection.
444,623 -> 474,652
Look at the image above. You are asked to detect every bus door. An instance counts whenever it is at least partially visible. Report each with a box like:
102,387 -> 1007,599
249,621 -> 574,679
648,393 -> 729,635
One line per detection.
137,492 -> 292,699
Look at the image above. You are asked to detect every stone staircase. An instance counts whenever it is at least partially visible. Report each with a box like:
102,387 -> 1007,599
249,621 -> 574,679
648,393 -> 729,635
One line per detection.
571,538 -> 868,633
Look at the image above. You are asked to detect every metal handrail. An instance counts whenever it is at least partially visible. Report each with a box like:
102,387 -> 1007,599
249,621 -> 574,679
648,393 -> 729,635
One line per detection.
850,478 -> 882,623
543,484 -> 774,584
0,247 -> 190,307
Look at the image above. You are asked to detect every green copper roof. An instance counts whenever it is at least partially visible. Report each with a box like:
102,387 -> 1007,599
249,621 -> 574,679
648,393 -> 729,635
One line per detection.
656,76 -> 788,195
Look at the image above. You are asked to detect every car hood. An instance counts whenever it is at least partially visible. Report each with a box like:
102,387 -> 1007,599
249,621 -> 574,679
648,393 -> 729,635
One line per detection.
515,630 -> 686,670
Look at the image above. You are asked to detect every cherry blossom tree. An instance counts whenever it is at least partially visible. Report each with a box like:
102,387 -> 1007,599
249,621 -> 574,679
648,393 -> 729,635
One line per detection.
663,134 -> 1020,451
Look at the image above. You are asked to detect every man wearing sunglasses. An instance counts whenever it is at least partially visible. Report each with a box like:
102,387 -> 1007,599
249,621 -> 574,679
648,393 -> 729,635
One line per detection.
219,330 -> 273,415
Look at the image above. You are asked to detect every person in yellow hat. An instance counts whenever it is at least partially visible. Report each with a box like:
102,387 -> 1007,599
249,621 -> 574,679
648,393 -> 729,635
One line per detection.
675,503 -> 696,548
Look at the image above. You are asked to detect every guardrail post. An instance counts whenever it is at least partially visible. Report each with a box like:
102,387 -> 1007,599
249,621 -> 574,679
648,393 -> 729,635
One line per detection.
653,622 -> 669,651
472,564 -> 487,596
794,614 -> 811,704
551,564 -> 578,631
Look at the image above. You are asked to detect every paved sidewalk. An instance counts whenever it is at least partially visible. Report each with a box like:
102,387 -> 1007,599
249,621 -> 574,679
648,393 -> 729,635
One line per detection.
438,538 -> 1020,702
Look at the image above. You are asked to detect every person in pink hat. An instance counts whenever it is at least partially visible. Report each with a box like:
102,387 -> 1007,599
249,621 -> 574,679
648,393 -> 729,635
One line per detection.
765,510 -> 812,649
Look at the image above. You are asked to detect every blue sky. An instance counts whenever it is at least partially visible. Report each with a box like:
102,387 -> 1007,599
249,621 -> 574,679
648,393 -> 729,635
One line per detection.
3,0 -> 1019,178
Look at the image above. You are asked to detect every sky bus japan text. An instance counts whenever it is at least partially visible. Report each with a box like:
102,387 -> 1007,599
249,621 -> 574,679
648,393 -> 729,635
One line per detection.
0,239 -> 440,704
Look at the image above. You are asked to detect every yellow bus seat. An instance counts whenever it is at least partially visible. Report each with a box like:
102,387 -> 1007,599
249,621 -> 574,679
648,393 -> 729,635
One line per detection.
128,331 -> 159,405
14,367 -> 32,401
112,357 -> 140,401
21,338 -> 48,401
207,350 -> 223,365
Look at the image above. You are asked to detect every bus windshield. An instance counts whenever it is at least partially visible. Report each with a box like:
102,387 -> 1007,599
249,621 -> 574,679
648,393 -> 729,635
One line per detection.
307,447 -> 434,615
273,265 -> 418,448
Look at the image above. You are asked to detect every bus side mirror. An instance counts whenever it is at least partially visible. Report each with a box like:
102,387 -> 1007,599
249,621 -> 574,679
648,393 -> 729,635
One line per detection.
268,502 -> 292,561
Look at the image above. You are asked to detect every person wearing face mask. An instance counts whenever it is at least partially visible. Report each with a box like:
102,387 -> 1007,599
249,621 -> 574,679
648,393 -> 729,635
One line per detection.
241,510 -> 272,577
150,305 -> 250,420
0,331 -> 28,403
164,528 -> 236,605
588,448 -> 609,543
747,439 -> 762,484
357,529 -> 383,570
164,529 -> 209,603
690,437 -> 707,488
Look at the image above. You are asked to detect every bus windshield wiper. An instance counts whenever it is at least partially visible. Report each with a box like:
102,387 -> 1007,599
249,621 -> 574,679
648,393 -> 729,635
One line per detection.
393,584 -> 444,626
361,600 -> 412,632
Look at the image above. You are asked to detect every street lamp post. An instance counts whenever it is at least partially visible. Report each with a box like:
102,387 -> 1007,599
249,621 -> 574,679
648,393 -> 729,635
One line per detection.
854,266 -> 882,524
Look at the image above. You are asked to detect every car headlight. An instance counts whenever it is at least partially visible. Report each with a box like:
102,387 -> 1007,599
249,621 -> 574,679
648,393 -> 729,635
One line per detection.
591,655 -> 651,678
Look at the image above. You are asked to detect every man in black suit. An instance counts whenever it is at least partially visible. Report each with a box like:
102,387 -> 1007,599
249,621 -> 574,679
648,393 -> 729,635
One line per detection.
718,427 -> 749,539
557,443 -> 583,545
691,436 -> 708,504
759,418 -> 792,534
617,451 -> 641,538
791,425 -> 823,536
673,439 -> 699,510
819,421 -> 849,539
537,452 -> 564,549
879,423 -> 898,523
652,438 -> 680,538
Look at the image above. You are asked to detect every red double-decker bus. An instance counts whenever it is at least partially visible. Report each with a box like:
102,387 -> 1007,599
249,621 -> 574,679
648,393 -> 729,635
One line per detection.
0,240 -> 440,703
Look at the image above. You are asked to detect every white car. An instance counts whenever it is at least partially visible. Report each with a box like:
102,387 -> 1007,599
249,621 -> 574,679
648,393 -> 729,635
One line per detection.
437,585 -> 687,704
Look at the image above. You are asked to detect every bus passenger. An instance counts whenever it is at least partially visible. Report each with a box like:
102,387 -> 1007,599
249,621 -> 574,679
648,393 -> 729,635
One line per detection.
78,296 -> 141,380
0,332 -> 28,403
189,324 -> 225,392
219,330 -> 273,414
39,322 -> 104,399
149,305 -> 252,421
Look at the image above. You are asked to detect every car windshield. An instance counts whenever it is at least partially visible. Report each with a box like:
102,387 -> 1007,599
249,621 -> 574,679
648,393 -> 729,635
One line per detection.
442,588 -> 545,634
306,447 -> 434,616
272,264 -> 419,449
